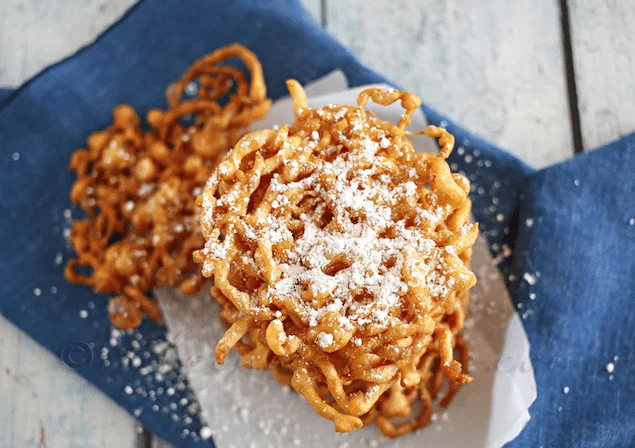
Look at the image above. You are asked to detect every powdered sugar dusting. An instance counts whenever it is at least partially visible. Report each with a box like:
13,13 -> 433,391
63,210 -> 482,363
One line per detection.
200,107 -> 469,334
316,332 -> 334,348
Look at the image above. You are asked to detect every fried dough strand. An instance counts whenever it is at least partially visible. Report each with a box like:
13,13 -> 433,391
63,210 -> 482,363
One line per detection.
65,44 -> 270,329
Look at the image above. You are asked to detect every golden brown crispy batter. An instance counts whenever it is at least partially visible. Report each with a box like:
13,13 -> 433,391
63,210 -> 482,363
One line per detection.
65,44 -> 270,329
194,80 -> 477,436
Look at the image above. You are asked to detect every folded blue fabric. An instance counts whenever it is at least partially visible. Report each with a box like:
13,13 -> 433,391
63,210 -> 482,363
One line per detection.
0,88 -> 12,103
0,0 -> 633,446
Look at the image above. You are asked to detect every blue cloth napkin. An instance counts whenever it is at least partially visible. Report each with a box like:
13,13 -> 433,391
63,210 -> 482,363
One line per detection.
0,88 -> 12,103
1,0 -> 633,446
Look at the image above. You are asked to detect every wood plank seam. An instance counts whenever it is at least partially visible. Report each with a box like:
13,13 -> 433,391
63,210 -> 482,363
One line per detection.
321,0 -> 328,27
560,0 -> 584,154
136,426 -> 153,448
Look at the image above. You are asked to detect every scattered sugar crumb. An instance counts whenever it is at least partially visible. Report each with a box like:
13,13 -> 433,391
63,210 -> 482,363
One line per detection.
614,355 -> 619,361
574,179 -> 580,186
185,82 -> 198,96
496,213 -> 504,222
50,286 -> 57,294
525,218 -> 534,228
124,385 -> 133,395
33,288 -> 41,296
79,310 -> 88,319
12,152 -> 20,161
54,252 -> 64,265
529,293 -> 536,300
606,362 -> 615,373
629,218 -> 635,226
200,426 -> 213,440
523,273 -> 537,285
563,386 -> 569,394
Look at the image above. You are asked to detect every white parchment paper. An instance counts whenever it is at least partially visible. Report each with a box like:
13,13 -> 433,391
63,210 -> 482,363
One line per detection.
155,73 -> 537,448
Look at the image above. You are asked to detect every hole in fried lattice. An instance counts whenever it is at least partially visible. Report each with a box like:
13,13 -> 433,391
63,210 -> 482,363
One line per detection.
247,173 -> 272,213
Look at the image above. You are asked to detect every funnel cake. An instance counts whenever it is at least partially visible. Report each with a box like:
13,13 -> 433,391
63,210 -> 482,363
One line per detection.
65,44 -> 270,329
194,80 -> 478,436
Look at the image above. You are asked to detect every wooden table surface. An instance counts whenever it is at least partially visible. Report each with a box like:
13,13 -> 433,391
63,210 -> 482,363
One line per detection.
1,0 -> 633,446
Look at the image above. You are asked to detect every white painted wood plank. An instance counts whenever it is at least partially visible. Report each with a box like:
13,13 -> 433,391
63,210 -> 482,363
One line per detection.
0,0 -> 324,86
568,0 -> 635,150
0,0 -> 136,88
0,315 -> 137,448
152,436 -> 174,448
301,0 -> 323,24
326,0 -> 574,168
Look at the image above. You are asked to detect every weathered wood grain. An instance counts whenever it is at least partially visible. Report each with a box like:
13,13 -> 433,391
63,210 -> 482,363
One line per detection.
0,315 -> 136,448
151,436 -> 174,448
0,0 -> 136,88
568,0 -> 635,150
301,0 -> 323,24
326,0 -> 574,168
0,0 -> 323,88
